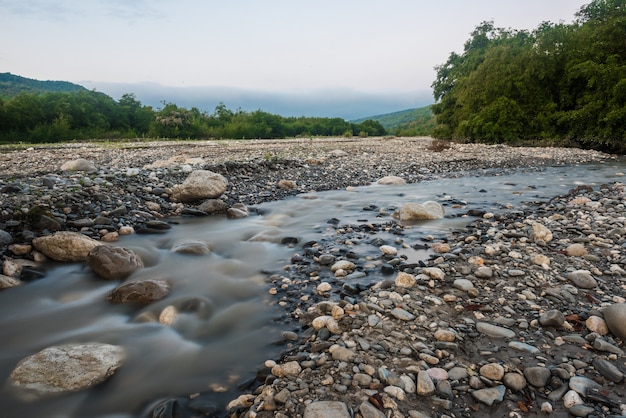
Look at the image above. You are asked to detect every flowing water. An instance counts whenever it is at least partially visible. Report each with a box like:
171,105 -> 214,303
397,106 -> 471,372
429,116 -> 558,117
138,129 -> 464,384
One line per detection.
0,160 -> 625,418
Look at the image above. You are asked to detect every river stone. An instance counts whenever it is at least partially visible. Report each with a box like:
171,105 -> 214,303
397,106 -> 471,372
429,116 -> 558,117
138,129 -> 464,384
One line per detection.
586,315 -> 609,335
563,390 -> 584,408
60,158 -> 97,173
601,303 -> 626,340
471,385 -> 506,406
530,223 -> 553,243
106,279 -> 171,304
0,229 -> 13,246
304,401 -> 351,418
88,245 -> 144,280
524,366 -> 551,387
416,370 -> 435,396
197,199 -> 228,214
359,400 -> 386,418
272,361 -> 302,378
539,309 -> 566,327
0,274 -> 22,289
566,243 -> 588,257
171,240 -> 212,255
32,231 -> 102,262
453,278 -> 475,291
475,266 -> 493,278
331,260 -> 356,272
8,343 -> 125,399
569,375 -> 602,396
503,372 -> 527,391
592,358 -> 624,383
393,201 -> 444,220
422,267 -> 445,280
532,254 -> 551,267
227,203 -> 249,219
434,329 -> 456,342
170,170 -> 228,203
377,176 -> 406,185
390,307 -> 415,321
395,271 -> 417,288
476,322 -> 515,338
480,363 -> 505,381
277,179 -> 297,190
567,270 -> 597,289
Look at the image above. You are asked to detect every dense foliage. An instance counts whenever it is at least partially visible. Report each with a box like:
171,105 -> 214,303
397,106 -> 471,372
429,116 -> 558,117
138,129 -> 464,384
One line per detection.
0,91 -> 385,143
432,0 -> 626,152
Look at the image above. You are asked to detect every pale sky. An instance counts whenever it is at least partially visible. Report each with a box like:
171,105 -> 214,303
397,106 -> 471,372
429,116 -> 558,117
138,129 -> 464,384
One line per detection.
1,0 -> 589,118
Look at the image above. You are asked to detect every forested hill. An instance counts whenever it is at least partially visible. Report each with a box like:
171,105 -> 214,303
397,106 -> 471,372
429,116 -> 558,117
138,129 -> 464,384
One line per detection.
352,106 -> 436,136
0,72 -> 87,97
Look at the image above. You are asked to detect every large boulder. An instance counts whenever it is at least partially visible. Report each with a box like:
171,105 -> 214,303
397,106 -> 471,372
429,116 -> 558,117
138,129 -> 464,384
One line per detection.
8,343 -> 125,400
392,201 -> 444,220
170,170 -> 228,203
87,245 -> 144,280
32,231 -> 102,262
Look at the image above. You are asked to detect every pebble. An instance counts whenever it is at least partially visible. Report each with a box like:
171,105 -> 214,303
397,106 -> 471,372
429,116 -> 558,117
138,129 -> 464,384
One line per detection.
475,322 -> 515,339
471,385 -> 506,406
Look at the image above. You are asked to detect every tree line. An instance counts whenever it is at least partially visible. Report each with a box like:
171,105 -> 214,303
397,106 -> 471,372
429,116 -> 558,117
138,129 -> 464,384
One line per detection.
432,0 -> 626,152
0,91 -> 385,143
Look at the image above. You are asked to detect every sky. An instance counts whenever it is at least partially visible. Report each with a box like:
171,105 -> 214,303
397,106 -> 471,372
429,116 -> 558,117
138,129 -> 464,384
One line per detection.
1,0 -> 589,119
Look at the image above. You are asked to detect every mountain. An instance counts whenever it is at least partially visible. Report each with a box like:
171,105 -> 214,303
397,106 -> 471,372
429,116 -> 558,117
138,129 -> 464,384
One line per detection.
352,106 -> 436,135
0,72 -> 88,97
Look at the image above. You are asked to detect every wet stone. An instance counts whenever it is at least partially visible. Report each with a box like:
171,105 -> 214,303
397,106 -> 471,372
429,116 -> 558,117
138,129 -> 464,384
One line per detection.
475,322 -> 515,339
471,385 -> 506,406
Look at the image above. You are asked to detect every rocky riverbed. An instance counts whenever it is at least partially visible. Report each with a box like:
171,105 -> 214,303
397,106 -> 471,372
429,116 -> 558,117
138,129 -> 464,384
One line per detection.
1,137 -> 626,418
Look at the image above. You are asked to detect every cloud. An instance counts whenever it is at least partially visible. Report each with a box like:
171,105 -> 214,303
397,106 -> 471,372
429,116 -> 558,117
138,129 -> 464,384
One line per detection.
82,81 -> 434,120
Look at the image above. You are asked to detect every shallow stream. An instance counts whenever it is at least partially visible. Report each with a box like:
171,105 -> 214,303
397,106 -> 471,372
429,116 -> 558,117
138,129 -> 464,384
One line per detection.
1,160 -> 625,417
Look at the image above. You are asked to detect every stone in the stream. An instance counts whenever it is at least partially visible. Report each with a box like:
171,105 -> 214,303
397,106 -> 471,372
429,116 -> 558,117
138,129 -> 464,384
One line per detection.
8,343 -> 125,399
377,176 -> 406,185
0,274 -> 22,289
88,245 -> 144,280
567,270 -> 597,289
0,230 -> 13,246
32,231 -> 102,262
170,170 -> 228,203
106,279 -> 171,304
601,303 -> 626,340
392,201 -> 444,220
475,322 -> 515,338
304,401 -> 351,418
171,240 -> 212,255
60,158 -> 97,173
227,203 -> 249,219
197,199 -> 228,214
471,385 -> 506,406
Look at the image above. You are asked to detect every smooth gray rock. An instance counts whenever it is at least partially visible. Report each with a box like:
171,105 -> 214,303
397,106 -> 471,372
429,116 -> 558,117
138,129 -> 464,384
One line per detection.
567,270 -> 597,289
8,343 -> 125,399
471,385 -> 506,406
593,358 -> 624,383
503,372 -> 527,391
390,307 -> 415,321
304,401 -> 351,418
523,366 -> 551,387
601,303 -> 626,340
569,376 -> 602,396
107,279 -> 171,304
476,322 -> 515,338
171,170 -> 228,203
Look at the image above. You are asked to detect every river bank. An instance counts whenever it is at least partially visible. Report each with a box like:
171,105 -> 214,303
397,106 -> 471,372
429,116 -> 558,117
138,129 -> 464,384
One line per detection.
1,137 -> 625,418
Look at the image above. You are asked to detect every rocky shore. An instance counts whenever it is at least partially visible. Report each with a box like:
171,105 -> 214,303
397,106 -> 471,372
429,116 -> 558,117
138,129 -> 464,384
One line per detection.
1,137 -> 626,418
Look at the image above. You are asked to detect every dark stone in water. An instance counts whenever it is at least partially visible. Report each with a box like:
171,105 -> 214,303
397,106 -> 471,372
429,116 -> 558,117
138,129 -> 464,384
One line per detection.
136,226 -> 169,234
146,220 -> 172,230
150,398 -> 184,418
327,218 -> 340,225
370,237 -> 386,247
381,263 -> 395,275
188,398 -> 219,416
181,208 -> 208,216
281,236 -> 299,245
20,268 -> 46,281
467,209 -> 486,217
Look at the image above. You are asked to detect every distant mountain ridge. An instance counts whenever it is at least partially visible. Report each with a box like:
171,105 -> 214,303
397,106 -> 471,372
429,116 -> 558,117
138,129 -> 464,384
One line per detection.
0,72 -> 88,97
352,106 -> 435,135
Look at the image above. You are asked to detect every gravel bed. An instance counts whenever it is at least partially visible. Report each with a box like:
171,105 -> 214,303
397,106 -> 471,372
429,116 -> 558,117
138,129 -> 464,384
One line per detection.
1,137 -> 623,418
